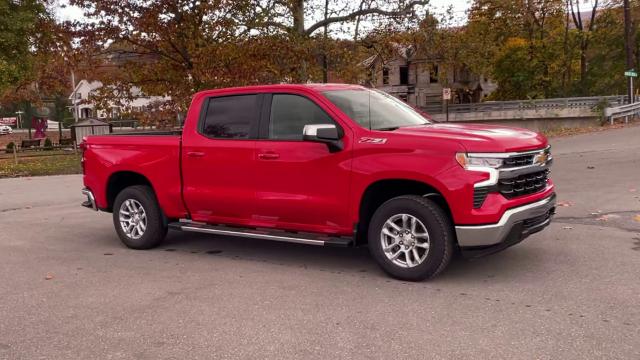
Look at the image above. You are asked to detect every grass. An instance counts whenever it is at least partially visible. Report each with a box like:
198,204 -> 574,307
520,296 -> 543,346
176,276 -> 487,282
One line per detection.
0,153 -> 82,178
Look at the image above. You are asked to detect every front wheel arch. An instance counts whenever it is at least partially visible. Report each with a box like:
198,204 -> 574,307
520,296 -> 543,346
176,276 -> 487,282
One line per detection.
356,179 -> 454,245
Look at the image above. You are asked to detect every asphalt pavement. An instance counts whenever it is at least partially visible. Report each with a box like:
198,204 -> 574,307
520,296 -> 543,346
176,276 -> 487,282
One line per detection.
1,125 -> 639,359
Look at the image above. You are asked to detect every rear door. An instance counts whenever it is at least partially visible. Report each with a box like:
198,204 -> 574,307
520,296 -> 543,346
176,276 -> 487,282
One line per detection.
252,92 -> 353,235
181,93 -> 262,225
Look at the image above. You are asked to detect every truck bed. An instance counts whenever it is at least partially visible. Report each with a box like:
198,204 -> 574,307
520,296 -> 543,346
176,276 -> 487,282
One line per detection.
82,132 -> 187,218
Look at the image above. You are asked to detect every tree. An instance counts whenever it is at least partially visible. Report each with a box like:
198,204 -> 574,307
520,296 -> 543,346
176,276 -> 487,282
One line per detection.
69,0 -> 430,112
567,0 -> 601,86
0,1 -> 75,126
0,0 -> 47,94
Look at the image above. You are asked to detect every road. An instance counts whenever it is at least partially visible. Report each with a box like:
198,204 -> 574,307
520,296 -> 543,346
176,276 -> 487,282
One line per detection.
1,126 -> 639,359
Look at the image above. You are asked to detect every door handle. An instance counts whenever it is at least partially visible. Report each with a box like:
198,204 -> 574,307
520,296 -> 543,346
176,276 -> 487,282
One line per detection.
187,151 -> 205,158
258,152 -> 280,160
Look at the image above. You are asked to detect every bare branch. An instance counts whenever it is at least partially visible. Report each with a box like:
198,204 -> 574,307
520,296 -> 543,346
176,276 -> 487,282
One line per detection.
588,0 -> 599,32
304,0 -> 428,36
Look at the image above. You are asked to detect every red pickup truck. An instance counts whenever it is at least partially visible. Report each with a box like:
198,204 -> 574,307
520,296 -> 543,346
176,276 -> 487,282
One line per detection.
81,84 -> 555,281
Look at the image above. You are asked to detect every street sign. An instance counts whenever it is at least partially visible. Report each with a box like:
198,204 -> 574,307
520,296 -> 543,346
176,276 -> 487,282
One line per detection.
442,88 -> 452,101
625,70 -> 638,77
0,117 -> 17,126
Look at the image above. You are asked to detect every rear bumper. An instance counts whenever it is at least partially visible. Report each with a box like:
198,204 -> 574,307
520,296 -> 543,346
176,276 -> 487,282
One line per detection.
455,193 -> 556,256
81,188 -> 98,211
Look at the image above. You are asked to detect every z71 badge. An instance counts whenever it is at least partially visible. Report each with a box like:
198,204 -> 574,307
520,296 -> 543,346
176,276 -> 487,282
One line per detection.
359,137 -> 388,144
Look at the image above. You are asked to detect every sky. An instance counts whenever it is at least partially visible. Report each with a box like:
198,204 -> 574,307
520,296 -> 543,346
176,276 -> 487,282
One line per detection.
55,0 -> 474,25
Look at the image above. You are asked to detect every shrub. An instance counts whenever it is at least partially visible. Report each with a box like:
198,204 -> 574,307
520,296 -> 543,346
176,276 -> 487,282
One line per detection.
43,138 -> 53,150
5,142 -> 15,154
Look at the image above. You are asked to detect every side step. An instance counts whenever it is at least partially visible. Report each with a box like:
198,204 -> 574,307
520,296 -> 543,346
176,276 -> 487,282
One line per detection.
168,221 -> 354,247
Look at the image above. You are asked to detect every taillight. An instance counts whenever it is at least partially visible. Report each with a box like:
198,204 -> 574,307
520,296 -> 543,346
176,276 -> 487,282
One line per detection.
79,140 -> 87,174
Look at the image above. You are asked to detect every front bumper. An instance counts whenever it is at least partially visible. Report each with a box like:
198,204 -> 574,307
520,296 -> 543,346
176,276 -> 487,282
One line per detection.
455,193 -> 556,257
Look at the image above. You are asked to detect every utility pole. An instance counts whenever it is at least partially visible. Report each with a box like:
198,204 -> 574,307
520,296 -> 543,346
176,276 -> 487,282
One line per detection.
71,70 -> 79,122
623,0 -> 635,103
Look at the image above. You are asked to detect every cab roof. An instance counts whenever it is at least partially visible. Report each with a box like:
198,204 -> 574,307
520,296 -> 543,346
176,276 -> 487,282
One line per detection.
194,83 -> 366,98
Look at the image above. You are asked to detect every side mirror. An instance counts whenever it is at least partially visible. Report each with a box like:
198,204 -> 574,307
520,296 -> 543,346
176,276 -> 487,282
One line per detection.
302,124 -> 343,152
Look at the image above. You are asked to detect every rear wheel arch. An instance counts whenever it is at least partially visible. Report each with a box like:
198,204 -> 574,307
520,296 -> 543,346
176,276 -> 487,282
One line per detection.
105,171 -> 154,212
356,179 -> 454,245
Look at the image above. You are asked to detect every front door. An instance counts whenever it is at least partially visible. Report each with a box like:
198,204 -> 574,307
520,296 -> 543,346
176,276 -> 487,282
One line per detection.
182,93 -> 262,225
252,93 -> 353,235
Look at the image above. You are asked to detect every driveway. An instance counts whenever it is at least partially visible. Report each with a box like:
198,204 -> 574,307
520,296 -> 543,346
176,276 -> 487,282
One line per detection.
0,126 -> 639,359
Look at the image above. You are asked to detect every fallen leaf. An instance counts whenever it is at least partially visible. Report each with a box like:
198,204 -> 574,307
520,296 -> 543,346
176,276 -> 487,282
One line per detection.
634,215 -> 640,222
562,226 -> 573,230
596,215 -> 609,222
587,166 -> 595,170
44,273 -> 54,280
557,201 -> 573,207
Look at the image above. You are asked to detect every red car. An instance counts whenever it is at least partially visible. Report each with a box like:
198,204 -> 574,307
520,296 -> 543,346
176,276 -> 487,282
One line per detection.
81,84 -> 555,281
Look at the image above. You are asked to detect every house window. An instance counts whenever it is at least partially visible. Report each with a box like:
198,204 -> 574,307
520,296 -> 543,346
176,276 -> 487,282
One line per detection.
399,66 -> 409,85
382,67 -> 389,85
430,64 -> 439,83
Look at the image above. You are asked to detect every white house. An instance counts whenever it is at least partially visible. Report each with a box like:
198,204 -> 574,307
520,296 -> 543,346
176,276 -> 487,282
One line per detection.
69,80 -> 170,119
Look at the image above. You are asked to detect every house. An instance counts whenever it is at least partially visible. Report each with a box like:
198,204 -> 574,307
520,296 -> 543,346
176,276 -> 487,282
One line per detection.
68,80 -> 170,120
362,43 -> 498,110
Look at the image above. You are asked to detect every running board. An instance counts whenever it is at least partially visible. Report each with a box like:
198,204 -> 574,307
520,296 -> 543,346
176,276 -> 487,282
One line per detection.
168,222 -> 353,247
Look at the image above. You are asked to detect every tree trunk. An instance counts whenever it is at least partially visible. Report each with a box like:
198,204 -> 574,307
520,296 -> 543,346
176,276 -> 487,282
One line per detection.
322,0 -> 329,83
580,39 -> 588,90
292,0 -> 305,35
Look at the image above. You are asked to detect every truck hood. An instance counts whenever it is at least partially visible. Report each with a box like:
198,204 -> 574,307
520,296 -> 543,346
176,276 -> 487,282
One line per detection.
395,123 -> 548,153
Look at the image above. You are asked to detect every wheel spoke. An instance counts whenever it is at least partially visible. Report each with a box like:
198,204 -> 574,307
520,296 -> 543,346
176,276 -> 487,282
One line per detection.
383,242 -> 399,251
402,214 -> 408,229
382,228 -> 398,238
386,220 -> 402,232
136,224 -> 144,235
405,250 -> 414,267
389,250 -> 403,261
412,248 -> 421,263
414,232 -> 429,239
126,201 -> 135,213
410,217 -> 417,233
415,242 -> 430,250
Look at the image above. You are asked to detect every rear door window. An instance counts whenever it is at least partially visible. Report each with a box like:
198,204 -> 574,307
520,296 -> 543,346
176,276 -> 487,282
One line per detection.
201,95 -> 260,139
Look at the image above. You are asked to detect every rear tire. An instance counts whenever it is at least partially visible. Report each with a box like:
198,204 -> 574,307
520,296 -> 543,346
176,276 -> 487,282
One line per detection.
112,185 -> 167,249
368,195 -> 454,281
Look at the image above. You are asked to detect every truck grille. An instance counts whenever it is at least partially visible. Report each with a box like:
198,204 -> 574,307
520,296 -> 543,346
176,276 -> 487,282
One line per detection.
502,154 -> 534,168
499,170 -> 549,199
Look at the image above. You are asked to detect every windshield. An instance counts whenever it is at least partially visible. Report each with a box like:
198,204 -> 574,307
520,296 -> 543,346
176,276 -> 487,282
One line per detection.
323,89 -> 430,130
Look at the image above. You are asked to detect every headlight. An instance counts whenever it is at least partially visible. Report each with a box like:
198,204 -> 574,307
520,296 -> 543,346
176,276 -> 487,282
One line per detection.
456,153 -> 504,169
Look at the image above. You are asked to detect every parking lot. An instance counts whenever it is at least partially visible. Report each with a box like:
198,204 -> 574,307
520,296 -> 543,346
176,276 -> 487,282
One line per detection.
1,125 -> 639,359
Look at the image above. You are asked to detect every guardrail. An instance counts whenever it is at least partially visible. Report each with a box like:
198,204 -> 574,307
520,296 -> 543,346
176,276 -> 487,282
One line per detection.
603,102 -> 640,124
421,96 -> 627,114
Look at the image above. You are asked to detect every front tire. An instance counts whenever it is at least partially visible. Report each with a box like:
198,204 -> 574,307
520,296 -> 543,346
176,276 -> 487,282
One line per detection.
112,185 -> 167,249
368,195 -> 454,281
